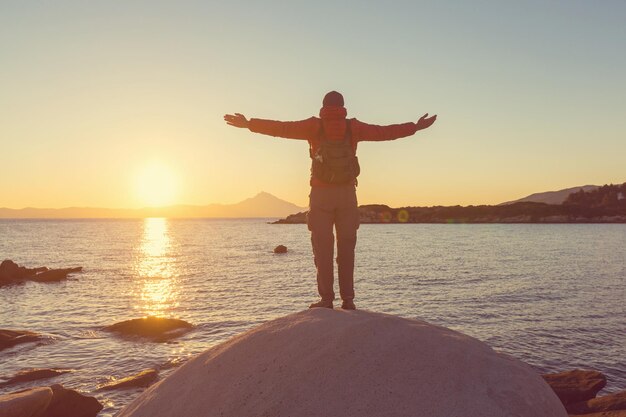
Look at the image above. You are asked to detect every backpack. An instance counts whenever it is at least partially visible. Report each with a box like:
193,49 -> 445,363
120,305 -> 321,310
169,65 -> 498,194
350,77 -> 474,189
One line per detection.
310,119 -> 360,184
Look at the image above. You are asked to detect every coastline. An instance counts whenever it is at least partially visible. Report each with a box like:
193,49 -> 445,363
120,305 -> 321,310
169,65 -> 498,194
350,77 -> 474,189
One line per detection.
273,202 -> 626,224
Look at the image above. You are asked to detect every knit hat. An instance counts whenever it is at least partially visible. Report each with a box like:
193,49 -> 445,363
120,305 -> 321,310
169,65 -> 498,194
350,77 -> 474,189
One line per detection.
322,91 -> 344,107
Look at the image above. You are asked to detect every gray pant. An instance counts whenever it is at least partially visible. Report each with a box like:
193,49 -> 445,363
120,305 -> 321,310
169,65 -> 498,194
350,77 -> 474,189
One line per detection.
306,186 -> 360,301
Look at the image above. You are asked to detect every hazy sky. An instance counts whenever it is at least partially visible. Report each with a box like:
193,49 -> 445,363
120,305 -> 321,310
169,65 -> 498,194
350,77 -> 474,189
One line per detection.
1,1 -> 625,209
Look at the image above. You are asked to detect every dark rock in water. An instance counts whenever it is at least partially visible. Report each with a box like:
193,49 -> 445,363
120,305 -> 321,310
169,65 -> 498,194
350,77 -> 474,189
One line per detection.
542,369 -> 607,405
45,384 -> 103,417
273,245 -> 287,254
0,259 -> 44,282
0,384 -> 102,417
0,386 -> 54,416
567,390 -> 626,415
104,316 -> 193,341
0,259 -> 30,279
0,329 -> 43,351
98,369 -> 159,391
0,259 -> 82,285
0,368 -> 71,388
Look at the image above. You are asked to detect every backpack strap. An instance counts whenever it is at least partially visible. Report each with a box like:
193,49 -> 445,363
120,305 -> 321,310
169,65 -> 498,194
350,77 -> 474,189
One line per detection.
310,119 -> 328,158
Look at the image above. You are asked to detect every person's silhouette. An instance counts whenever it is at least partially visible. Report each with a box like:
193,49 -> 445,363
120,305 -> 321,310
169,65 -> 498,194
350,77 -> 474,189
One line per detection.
225,91 -> 436,309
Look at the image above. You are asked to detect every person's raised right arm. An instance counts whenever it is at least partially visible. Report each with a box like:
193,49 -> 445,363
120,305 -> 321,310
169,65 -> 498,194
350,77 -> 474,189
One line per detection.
224,113 -> 318,140
224,113 -> 250,128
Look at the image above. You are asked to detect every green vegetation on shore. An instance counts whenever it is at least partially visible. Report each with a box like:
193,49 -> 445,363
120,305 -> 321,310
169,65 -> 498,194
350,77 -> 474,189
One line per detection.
275,183 -> 626,224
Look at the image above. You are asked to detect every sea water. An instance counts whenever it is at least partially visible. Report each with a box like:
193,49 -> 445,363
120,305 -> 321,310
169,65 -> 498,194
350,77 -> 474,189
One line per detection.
1,219 -> 624,416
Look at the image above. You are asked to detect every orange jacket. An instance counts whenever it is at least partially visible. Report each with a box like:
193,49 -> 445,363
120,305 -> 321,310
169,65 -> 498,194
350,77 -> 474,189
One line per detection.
248,105 -> 419,186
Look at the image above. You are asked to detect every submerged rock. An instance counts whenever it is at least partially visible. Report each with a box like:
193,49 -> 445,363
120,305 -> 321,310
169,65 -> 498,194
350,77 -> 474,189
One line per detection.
0,368 -> 71,388
104,316 -> 193,341
0,329 -> 43,351
98,369 -> 158,391
0,384 -> 102,417
542,369 -> 607,405
273,244 -> 287,254
118,309 -> 567,417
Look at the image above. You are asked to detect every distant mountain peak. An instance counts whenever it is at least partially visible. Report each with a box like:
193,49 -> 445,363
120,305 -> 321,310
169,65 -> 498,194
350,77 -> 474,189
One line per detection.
251,191 -> 276,199
234,192 -> 306,217
240,191 -> 289,204
500,185 -> 600,205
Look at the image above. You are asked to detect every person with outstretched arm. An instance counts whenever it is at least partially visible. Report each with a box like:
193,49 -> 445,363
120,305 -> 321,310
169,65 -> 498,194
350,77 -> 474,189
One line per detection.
224,91 -> 436,310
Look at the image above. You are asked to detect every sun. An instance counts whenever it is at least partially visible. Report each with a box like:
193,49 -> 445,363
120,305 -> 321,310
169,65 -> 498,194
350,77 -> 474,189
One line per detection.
135,162 -> 179,207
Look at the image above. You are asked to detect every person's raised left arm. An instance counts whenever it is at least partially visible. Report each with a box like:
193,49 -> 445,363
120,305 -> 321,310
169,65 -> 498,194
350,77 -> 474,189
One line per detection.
354,113 -> 437,142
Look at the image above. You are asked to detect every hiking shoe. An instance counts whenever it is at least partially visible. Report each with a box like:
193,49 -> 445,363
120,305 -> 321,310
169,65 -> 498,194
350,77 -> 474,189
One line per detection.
341,300 -> 356,310
309,299 -> 333,309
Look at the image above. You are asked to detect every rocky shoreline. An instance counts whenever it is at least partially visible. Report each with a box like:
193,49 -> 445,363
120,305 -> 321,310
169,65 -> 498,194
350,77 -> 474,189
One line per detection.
2,312 -> 624,417
0,315 -> 195,416
113,310 -> 625,417
273,202 -> 626,224
1,360 -> 623,417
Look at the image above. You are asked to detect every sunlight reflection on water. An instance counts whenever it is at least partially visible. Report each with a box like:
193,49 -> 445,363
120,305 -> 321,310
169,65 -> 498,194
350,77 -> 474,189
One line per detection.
133,218 -> 179,316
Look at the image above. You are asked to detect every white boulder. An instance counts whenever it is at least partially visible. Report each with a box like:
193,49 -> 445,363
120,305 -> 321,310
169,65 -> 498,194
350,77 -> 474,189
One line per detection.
119,309 -> 567,417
